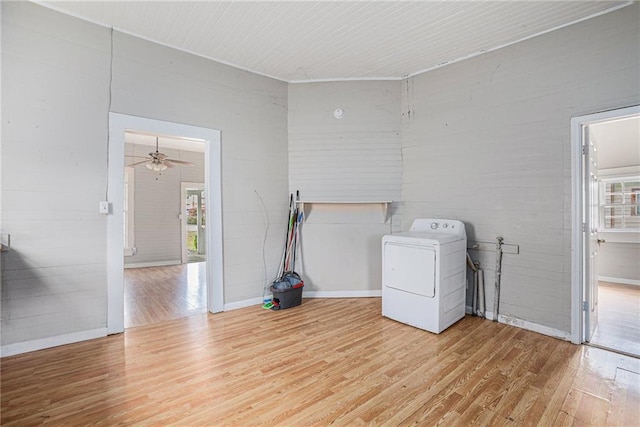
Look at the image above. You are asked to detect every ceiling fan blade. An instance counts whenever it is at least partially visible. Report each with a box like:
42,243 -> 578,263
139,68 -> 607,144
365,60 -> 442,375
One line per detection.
163,160 -> 177,168
127,159 -> 151,167
165,159 -> 194,166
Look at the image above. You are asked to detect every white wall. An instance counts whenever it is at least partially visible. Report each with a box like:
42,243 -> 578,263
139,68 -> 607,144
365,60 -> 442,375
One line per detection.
1,3 -> 111,348
124,143 -> 205,266
288,82 -> 402,293
288,81 -> 402,202
401,4 -> 640,332
1,2 -> 288,351
598,243 -> 640,284
109,30 -> 290,304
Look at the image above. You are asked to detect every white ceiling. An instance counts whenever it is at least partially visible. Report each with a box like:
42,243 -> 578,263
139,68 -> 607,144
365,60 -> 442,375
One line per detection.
40,0 -> 631,82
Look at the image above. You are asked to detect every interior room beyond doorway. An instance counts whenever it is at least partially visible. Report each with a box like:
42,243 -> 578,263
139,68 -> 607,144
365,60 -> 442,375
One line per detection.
124,263 -> 207,328
575,106 -> 640,353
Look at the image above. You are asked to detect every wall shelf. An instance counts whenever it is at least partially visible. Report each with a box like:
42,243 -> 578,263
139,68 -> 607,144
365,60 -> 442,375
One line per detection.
296,201 -> 392,222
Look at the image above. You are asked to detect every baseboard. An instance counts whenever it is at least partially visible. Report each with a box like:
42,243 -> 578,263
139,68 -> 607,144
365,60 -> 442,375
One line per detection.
124,260 -> 182,269
466,310 -> 570,341
303,290 -> 382,298
224,297 -> 264,311
223,291 -> 381,311
1,328 -> 107,358
496,313 -> 571,341
598,276 -> 640,286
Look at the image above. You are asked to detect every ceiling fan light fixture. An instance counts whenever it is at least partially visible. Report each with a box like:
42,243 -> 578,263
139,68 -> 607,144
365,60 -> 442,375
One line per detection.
127,136 -> 194,171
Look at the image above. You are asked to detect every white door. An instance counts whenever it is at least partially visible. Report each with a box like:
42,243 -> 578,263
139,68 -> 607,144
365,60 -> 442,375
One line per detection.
384,243 -> 436,297
181,182 -> 206,264
584,128 -> 600,342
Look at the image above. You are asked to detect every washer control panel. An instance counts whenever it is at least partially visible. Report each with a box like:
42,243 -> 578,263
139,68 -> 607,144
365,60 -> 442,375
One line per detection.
409,219 -> 465,237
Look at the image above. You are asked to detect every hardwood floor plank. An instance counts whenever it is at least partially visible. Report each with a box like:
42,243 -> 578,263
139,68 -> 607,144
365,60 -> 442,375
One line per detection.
2,298 -> 639,425
449,403 -> 506,426
530,351 -> 578,425
607,367 -> 640,426
552,410 -> 576,427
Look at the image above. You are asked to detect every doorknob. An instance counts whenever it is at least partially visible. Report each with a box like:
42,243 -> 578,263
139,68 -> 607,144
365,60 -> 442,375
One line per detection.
597,238 -> 606,245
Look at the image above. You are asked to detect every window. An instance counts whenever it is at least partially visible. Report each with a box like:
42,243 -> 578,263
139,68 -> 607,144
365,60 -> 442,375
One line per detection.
600,177 -> 640,231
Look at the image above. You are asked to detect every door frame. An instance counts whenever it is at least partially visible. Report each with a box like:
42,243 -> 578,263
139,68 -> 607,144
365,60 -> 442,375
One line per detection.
570,105 -> 640,344
107,113 -> 224,334
181,182 -> 206,264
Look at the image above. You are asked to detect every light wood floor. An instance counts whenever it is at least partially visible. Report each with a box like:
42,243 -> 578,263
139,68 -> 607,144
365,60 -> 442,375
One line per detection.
590,281 -> 640,357
124,263 -> 206,328
2,299 -> 639,426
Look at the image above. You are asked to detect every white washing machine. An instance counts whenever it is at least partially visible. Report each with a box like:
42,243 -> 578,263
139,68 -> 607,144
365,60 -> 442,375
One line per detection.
382,219 -> 467,333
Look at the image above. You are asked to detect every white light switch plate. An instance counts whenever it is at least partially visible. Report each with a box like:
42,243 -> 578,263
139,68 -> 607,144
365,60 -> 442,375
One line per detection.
99,201 -> 110,214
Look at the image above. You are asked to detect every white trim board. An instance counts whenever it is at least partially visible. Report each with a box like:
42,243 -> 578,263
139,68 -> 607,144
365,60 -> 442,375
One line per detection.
598,276 -> 640,286
124,260 -> 182,269
108,113 -> 224,335
224,297 -> 265,312
223,291 -> 382,312
496,313 -> 572,342
0,328 -> 107,358
181,182 -> 205,265
303,290 -> 382,298
458,308 -> 572,341
481,312 -> 572,342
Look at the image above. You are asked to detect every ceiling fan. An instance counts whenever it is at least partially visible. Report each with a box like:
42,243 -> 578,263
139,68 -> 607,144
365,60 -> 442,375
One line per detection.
127,137 -> 194,171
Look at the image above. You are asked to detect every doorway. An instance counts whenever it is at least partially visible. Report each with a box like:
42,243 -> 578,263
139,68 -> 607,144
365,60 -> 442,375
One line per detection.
571,105 -> 640,356
123,136 -> 207,328
107,113 -> 224,335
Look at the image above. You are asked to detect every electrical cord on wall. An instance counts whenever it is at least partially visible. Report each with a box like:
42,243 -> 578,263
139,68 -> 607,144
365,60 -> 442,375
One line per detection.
105,27 -> 114,201
254,190 -> 271,302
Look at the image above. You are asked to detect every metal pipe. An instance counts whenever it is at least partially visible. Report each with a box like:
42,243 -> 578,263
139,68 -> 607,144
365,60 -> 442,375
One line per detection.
472,270 -> 478,316
466,253 -> 479,317
478,267 -> 485,318
493,237 -> 504,322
